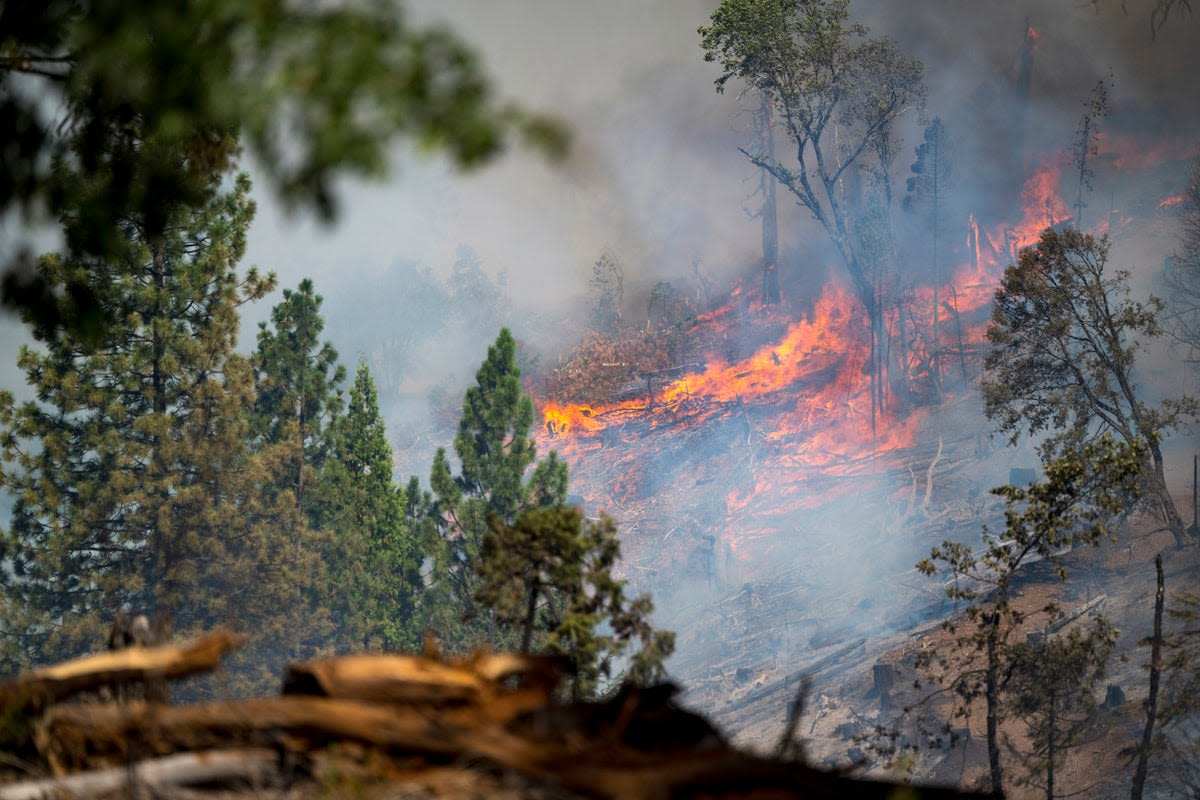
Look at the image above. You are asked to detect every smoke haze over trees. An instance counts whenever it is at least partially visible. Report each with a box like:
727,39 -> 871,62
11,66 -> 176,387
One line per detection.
0,1 -> 1197,797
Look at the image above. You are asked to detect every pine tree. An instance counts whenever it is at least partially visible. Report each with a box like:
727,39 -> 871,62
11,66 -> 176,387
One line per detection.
252,278 -> 346,519
312,360 -> 422,652
0,172 -> 299,683
916,434 -> 1143,794
1005,620 -> 1116,800
421,329 -> 673,690
426,328 -> 568,648
248,278 -> 346,659
476,506 -> 675,699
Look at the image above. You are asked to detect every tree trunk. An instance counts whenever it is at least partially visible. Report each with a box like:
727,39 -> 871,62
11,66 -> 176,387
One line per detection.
149,243 -> 173,612
931,148 -> 943,402
759,96 -> 780,305
985,610 -> 1004,794
1131,553 -> 1164,800
1046,690 -> 1056,800
520,576 -> 540,654
1147,439 -> 1186,543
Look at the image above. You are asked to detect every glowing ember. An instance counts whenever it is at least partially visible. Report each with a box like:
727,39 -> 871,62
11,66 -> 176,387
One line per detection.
1160,193 -> 1187,209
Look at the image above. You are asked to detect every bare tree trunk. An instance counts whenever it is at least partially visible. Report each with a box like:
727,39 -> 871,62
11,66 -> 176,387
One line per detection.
1131,553 -> 1164,800
985,609 -> 1004,795
758,95 -> 780,305
949,287 -> 969,380
1046,690 -> 1056,800
1147,439 -> 1186,543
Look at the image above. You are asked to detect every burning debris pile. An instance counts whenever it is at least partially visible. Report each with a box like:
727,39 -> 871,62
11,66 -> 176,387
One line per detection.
0,630 -> 999,799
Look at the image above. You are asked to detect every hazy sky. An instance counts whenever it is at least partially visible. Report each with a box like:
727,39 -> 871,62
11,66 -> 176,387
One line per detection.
3,2 -> 1197,391
238,1 -> 1199,334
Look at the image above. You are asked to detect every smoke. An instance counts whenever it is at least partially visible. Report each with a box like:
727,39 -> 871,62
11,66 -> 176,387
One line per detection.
233,5 -> 1200,677
1,0 -> 1195,694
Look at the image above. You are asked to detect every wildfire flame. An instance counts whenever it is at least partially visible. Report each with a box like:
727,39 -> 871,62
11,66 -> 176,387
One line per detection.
533,151 -> 1168,517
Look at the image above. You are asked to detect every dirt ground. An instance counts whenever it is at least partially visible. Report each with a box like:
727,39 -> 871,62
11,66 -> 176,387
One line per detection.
689,510 -> 1193,799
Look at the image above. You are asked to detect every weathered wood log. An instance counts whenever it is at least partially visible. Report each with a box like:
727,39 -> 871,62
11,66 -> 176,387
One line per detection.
31,680 -> 1001,800
41,696 -> 561,774
1046,594 -> 1107,635
284,650 -> 562,703
0,748 -> 277,800
0,631 -> 244,711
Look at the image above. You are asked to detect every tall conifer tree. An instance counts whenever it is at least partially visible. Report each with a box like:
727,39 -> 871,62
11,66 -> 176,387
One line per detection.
313,360 -> 422,652
427,328 -> 567,647
0,172 -> 300,683
252,279 -> 345,520
248,279 -> 345,658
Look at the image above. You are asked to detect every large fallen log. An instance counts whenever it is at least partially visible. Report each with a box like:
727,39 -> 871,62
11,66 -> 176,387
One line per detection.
40,691 -> 994,799
283,650 -> 563,707
3,630 -> 1000,799
0,748 -> 277,800
42,696 -> 549,774
0,631 -> 244,711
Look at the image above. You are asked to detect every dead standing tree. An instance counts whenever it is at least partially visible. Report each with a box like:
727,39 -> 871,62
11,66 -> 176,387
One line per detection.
700,0 -> 925,435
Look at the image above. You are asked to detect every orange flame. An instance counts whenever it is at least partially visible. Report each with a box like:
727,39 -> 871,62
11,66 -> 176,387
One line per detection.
1160,193 -> 1187,209
534,148 -> 1174,519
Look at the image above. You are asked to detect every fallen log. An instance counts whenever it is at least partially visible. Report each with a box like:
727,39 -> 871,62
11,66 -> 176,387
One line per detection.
283,650 -> 563,705
0,748 -> 277,800
0,631 -> 244,711
1045,594 -> 1108,635
41,696 -> 552,774
42,690 -> 994,799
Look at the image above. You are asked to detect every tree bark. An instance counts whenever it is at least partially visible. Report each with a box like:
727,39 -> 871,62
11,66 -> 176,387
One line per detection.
985,610 -> 1004,795
1146,439 -> 1186,543
0,631 -> 244,711
1131,553 -> 1164,800
758,95 -> 780,305
521,576 -> 541,654
1046,690 -> 1056,800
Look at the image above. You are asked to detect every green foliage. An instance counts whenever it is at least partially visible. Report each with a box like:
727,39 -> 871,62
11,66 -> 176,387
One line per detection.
983,227 -> 1196,537
248,279 -> 345,657
1155,574 -> 1200,792
916,434 -> 1143,793
699,0 -> 925,322
424,328 -> 568,647
0,171 -> 306,690
0,0 -> 567,339
313,361 -> 422,653
253,278 -> 346,511
417,328 -> 672,691
476,506 -> 675,698
918,435 -> 1143,602
1005,619 -> 1117,799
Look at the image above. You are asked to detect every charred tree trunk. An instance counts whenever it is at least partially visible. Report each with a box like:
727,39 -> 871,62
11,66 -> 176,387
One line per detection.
1131,553 -> 1164,800
758,95 -> 780,305
949,288 -> 969,381
1014,20 -> 1036,183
